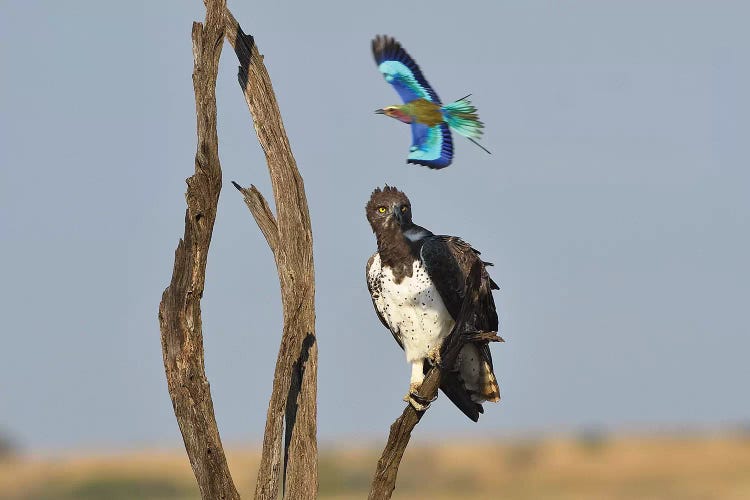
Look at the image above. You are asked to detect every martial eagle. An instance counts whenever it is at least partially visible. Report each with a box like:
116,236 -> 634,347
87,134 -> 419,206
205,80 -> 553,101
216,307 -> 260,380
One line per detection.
365,186 -> 500,421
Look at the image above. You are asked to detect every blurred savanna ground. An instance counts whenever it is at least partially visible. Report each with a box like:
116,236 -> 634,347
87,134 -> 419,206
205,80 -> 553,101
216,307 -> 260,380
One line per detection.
2,432 -> 749,499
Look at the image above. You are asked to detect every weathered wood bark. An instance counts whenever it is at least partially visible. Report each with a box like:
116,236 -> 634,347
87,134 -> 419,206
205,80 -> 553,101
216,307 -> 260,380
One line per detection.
368,263 -> 503,500
158,1 -> 240,499
224,10 -> 318,500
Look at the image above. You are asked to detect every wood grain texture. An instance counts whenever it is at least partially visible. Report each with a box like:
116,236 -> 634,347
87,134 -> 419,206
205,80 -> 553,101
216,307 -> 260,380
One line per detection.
368,262 -> 503,500
231,181 -> 279,253
158,2 -> 240,499
225,10 -> 318,500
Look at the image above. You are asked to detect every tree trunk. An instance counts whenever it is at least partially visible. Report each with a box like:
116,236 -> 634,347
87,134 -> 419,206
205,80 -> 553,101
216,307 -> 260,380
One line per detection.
158,1 -> 240,499
225,9 -> 318,500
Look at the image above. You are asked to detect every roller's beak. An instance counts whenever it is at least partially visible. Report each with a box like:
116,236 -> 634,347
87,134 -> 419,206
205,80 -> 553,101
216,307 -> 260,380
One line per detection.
374,109 -> 385,114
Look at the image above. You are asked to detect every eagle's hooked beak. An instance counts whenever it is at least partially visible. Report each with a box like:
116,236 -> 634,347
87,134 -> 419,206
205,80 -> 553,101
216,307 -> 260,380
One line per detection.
374,108 -> 385,114
392,206 -> 405,227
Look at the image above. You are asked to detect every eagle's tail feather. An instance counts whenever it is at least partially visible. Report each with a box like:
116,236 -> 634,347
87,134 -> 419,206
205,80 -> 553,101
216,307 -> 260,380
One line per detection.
427,359 -> 483,421
478,360 -> 501,402
458,344 -> 501,404
440,375 -> 483,422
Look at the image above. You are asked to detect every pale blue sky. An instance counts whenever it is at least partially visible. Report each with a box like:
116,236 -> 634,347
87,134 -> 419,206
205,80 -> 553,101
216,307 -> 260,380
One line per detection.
1,1 -> 748,451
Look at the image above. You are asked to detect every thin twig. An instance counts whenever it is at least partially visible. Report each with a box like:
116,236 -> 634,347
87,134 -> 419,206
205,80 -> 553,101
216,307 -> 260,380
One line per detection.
232,182 -> 279,253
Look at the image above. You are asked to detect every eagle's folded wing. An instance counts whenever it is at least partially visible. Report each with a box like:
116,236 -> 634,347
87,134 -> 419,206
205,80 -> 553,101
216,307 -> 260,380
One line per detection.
419,236 -> 497,325
420,236 -> 501,419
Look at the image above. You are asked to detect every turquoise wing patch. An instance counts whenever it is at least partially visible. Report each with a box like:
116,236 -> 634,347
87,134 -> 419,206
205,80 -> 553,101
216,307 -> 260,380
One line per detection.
408,122 -> 454,169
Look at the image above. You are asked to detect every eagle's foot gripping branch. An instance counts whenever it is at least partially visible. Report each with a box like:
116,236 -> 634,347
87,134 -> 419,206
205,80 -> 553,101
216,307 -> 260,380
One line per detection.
404,384 -> 438,412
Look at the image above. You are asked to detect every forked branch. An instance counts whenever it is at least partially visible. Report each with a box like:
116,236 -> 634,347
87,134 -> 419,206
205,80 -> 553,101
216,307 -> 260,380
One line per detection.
159,3 -> 317,499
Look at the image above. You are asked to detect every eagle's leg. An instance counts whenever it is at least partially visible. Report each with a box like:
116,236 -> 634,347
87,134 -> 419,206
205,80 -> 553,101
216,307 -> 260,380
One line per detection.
403,360 -> 437,411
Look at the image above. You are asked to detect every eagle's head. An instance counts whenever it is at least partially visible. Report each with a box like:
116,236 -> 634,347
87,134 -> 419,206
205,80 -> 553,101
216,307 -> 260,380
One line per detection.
366,185 -> 413,233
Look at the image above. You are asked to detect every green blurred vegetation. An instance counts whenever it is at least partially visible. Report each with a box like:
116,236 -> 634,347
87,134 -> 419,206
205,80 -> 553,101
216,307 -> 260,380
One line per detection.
2,434 -> 750,500
18,477 -> 198,500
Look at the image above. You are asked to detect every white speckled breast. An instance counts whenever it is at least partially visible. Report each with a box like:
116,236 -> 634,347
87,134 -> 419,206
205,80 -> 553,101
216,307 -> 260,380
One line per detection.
368,253 -> 455,362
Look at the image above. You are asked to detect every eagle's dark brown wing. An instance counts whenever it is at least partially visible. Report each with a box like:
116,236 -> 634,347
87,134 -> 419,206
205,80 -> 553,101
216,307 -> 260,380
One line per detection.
420,236 -> 500,421
419,236 -> 498,324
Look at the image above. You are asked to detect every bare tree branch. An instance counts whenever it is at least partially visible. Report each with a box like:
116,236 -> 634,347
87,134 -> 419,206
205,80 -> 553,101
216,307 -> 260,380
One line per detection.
368,263 -> 502,500
224,9 -> 318,500
231,181 -> 279,253
158,1 -> 240,499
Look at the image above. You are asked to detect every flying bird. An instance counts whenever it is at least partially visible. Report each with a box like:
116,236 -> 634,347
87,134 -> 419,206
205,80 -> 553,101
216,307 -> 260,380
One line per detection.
372,35 -> 490,169
365,186 -> 500,421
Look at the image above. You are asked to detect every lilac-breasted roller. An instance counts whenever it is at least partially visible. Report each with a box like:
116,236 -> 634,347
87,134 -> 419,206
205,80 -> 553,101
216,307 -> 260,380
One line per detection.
372,35 -> 490,169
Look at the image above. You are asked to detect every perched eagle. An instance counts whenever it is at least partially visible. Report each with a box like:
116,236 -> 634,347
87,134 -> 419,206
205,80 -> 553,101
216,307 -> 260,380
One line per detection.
372,35 -> 490,169
365,186 -> 500,421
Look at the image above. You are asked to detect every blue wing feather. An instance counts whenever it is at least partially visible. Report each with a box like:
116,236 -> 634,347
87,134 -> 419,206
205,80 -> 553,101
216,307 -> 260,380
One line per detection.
372,35 -> 441,104
408,122 -> 454,169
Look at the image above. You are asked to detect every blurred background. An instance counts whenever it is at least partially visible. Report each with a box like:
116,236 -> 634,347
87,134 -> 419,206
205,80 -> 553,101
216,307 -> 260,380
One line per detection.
1,0 -> 748,498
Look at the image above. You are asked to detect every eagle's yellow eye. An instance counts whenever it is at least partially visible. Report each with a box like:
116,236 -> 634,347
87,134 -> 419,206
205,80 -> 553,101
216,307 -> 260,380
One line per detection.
401,206 -> 408,213
377,206 -> 386,213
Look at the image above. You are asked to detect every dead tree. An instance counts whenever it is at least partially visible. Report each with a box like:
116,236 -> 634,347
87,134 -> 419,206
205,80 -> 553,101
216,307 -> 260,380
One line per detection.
225,9 -> 318,500
368,263 -> 503,500
159,2 -> 317,499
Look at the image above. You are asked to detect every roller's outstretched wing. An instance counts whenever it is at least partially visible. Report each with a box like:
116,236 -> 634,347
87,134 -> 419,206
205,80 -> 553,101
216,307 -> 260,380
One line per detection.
408,122 -> 454,169
372,35 -> 441,104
